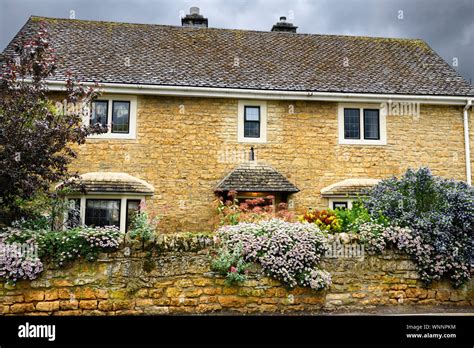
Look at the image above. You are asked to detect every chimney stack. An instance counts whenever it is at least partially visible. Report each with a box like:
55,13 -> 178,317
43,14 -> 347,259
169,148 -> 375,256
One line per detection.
181,7 -> 208,28
271,16 -> 297,33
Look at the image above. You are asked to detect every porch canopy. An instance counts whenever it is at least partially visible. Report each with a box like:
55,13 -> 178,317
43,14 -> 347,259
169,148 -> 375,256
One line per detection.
59,172 -> 155,195
320,178 -> 380,198
215,162 -> 299,193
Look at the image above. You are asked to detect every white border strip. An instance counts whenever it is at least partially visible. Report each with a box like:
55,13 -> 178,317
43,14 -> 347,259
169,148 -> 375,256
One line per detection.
45,80 -> 472,105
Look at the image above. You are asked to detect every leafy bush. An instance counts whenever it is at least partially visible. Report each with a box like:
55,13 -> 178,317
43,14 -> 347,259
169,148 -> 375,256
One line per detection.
211,244 -> 250,285
300,209 -> 342,233
334,201 -> 387,233
362,168 -> 473,286
37,226 -> 122,265
0,226 -> 123,283
0,25 -> 107,221
214,219 -> 331,289
11,193 -> 82,231
128,211 -> 160,243
11,215 -> 50,231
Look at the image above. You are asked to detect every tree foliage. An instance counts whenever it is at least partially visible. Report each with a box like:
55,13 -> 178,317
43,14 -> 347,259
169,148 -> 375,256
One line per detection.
0,23 -> 106,221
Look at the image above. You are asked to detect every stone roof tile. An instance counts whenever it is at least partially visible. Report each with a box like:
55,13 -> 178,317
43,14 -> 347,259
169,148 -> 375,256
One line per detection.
3,16 -> 473,96
320,178 -> 380,197
66,172 -> 154,195
216,162 -> 299,193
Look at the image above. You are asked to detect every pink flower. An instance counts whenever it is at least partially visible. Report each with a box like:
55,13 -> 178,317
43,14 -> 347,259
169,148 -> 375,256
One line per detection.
230,266 -> 237,273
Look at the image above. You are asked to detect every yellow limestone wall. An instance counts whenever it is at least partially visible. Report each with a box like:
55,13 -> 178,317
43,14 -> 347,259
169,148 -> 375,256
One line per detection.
66,96 -> 472,232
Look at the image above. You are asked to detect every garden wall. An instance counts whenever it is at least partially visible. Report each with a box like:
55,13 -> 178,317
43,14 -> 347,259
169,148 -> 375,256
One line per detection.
1,235 -> 472,315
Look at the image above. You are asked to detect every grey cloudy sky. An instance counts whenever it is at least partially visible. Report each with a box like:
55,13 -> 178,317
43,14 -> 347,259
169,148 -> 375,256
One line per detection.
1,0 -> 473,83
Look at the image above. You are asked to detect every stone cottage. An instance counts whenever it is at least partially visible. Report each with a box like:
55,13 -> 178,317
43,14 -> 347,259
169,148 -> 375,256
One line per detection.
3,8 -> 473,232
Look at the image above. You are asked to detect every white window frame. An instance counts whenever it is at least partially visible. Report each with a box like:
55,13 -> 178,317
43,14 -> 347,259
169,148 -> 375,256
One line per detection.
328,198 -> 354,210
87,95 -> 137,140
338,103 -> 387,145
66,194 -> 145,233
237,100 -> 267,143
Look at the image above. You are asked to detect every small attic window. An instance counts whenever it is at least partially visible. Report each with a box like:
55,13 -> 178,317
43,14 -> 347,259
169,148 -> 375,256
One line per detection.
332,201 -> 349,210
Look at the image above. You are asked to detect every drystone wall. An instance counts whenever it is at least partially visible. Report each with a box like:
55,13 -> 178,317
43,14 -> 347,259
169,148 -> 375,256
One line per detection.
1,235 -> 472,315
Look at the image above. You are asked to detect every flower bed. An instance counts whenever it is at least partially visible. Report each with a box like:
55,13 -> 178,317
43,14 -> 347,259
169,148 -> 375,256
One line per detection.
211,168 -> 473,289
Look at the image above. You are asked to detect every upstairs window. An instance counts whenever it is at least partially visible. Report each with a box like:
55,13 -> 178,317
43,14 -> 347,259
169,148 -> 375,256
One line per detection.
88,95 -> 137,140
244,106 -> 260,138
112,101 -> 130,133
238,100 -> 267,143
344,108 -> 360,139
91,100 -> 108,127
363,109 -> 380,140
338,104 -> 386,145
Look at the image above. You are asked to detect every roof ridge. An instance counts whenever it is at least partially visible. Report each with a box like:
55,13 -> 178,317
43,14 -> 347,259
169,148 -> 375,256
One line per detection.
28,15 -> 427,42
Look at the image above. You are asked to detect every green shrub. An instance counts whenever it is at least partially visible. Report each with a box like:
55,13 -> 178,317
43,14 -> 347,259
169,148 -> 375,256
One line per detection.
211,244 -> 250,285
334,201 -> 388,233
128,211 -> 160,243
362,167 -> 473,286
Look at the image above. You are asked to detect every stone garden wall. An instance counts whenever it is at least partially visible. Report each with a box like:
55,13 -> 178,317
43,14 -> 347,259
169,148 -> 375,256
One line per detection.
1,235 -> 472,315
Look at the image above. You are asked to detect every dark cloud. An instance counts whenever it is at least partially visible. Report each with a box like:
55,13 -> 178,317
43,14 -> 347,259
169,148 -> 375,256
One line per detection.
1,0 -> 472,83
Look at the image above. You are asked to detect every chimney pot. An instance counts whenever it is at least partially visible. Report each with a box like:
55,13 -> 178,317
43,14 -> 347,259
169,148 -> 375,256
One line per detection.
271,15 -> 297,33
181,6 -> 208,28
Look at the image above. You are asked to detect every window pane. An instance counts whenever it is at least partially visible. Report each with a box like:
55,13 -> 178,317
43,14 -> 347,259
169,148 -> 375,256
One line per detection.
126,199 -> 141,232
67,199 -> 81,228
244,106 -> 260,138
245,106 -> 260,121
333,201 -> 348,210
244,122 -> 260,138
344,108 -> 360,139
85,199 -> 120,228
112,101 -> 130,133
91,100 -> 108,127
364,109 -> 380,140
